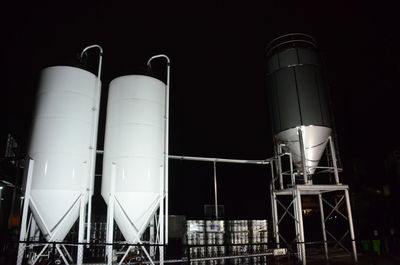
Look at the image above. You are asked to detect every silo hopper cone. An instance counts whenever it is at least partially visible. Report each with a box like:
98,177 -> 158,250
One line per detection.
277,126 -> 331,175
113,192 -> 160,243
30,189 -> 81,241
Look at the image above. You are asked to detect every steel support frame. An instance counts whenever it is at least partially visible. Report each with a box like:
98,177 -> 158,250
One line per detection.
271,187 -> 306,264
318,189 -> 358,263
271,185 -> 358,265
270,131 -> 357,265
17,159 -> 85,265
106,163 -> 162,265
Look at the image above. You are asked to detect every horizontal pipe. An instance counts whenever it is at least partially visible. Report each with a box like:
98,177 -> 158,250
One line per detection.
168,155 -> 270,165
97,153 -> 278,164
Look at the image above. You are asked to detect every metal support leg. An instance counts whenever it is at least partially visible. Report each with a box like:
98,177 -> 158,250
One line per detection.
150,217 -> 155,257
289,154 -> 295,186
295,189 -> 306,265
28,216 -> 37,242
56,244 -> 70,265
213,161 -> 219,219
31,244 -> 50,265
118,246 -> 133,265
106,163 -> 117,265
270,185 -> 280,248
159,166 -> 165,265
0,188 -> 2,217
298,127 -> 308,185
318,194 -> 329,260
292,189 -> 301,261
77,195 -> 86,265
277,144 -> 284,189
328,136 -> 340,184
61,244 -> 74,262
17,159 -> 34,265
344,189 -> 358,263
159,218 -> 165,264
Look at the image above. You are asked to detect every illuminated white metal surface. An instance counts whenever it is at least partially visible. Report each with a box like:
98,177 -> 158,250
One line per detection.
102,75 -> 166,243
276,125 -> 331,175
28,66 -> 99,241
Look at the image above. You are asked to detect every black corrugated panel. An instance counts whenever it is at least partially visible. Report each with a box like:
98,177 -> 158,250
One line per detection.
267,46 -> 331,134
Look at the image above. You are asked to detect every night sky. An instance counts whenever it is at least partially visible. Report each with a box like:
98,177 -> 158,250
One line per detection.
1,2 -> 399,220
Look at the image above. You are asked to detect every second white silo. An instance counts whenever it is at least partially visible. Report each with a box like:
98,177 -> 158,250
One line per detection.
101,74 -> 166,243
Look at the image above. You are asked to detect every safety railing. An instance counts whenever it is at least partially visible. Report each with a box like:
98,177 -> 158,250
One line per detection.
0,240 -> 289,265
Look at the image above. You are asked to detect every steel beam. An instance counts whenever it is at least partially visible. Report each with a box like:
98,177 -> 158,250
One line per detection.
106,163 -> 116,265
344,189 -> 358,263
318,194 -> 328,260
17,159 -> 34,265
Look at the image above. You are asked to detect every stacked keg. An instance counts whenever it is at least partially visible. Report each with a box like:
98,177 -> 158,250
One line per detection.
226,220 -> 249,256
186,219 -> 268,265
186,220 -> 206,259
83,222 -> 107,259
249,220 -> 268,254
84,222 -> 127,260
205,220 -> 225,259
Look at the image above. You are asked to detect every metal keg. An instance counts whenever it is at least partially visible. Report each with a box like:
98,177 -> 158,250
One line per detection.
261,231 -> 268,243
207,232 -> 215,245
190,247 -> 197,258
207,246 -> 218,257
198,233 -> 205,245
187,220 -> 205,233
187,233 -> 195,245
206,220 -> 224,233
218,246 -> 225,256
199,247 -> 206,258
216,233 -> 224,245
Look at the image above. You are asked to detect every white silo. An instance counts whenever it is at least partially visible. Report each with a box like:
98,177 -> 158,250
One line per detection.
101,55 -> 169,264
17,45 -> 102,265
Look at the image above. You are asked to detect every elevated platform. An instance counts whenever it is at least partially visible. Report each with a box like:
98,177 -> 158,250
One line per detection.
274,184 -> 349,195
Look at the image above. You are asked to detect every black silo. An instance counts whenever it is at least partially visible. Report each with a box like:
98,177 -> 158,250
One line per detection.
266,34 -> 331,135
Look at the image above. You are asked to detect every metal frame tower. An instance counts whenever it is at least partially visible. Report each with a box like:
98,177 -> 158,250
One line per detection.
270,130 -> 358,264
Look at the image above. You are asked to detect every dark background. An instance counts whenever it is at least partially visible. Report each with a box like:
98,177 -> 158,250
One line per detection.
0,1 -> 399,226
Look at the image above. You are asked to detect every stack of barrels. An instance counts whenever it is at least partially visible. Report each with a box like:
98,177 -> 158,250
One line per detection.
249,220 -> 268,254
186,220 -> 206,259
88,222 -> 107,259
186,219 -> 268,264
79,222 -> 125,260
226,220 -> 249,255
205,220 -> 225,260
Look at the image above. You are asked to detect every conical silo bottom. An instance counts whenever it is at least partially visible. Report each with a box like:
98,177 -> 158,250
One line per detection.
30,189 -> 81,241
113,192 -> 160,243
276,126 -> 331,175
